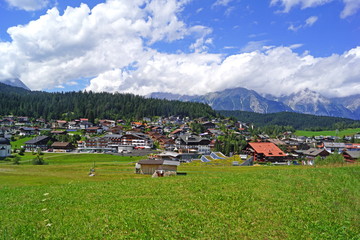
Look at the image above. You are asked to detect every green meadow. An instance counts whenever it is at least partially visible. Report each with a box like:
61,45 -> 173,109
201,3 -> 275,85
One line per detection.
0,153 -> 359,239
295,128 -> 360,137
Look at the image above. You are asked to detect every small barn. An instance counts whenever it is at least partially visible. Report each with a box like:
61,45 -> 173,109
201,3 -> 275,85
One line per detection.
135,159 -> 180,175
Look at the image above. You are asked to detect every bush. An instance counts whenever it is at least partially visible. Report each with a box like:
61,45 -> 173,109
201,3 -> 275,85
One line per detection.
32,155 -> 47,165
315,153 -> 344,166
19,148 -> 25,156
13,156 -> 20,165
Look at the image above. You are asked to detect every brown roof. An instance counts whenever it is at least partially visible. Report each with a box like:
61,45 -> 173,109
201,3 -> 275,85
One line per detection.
51,142 -> 72,147
138,160 -> 165,165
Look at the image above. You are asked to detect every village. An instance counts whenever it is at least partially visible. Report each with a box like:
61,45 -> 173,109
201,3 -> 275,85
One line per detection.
1,115 -> 360,175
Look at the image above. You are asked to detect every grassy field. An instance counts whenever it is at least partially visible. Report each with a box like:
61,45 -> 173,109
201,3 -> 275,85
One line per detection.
295,128 -> 360,137
10,136 -> 33,149
0,154 -> 359,239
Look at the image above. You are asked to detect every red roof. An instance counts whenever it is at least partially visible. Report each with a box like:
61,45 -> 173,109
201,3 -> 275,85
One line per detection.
248,142 -> 285,157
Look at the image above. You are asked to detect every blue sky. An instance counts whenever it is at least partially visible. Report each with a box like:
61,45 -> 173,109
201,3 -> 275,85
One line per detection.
0,0 -> 359,97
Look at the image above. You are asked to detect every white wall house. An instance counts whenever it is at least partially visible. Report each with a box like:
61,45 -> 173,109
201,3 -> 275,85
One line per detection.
0,137 -> 11,158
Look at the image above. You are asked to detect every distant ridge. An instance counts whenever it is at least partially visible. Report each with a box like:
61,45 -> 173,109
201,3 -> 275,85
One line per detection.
218,110 -> 360,130
149,87 -> 360,120
0,78 -> 30,91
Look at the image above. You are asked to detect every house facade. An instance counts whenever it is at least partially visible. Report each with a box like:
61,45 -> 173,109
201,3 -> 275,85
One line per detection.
0,137 -> 11,158
246,142 -> 287,162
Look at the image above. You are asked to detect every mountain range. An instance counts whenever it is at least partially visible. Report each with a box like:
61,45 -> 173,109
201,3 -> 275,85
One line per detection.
0,78 -> 30,90
149,87 -> 360,120
0,78 -> 359,120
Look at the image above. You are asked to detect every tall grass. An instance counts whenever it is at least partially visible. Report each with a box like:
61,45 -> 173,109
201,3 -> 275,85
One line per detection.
0,155 -> 359,239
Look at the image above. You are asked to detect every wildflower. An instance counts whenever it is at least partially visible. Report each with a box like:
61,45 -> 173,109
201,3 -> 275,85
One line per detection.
41,199 -> 47,202
41,208 -> 47,211
43,193 -> 49,196
46,223 -> 52,227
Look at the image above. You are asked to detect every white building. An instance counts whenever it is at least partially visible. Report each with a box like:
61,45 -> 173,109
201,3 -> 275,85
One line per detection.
0,137 -> 11,158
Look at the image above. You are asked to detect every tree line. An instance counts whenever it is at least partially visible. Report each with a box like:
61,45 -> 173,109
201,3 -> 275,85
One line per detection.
219,110 -> 360,130
0,83 -> 217,121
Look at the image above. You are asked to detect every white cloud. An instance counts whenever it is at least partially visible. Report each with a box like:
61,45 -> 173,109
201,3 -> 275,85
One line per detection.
5,0 -> 49,11
288,15 -> 318,31
240,40 -> 269,53
271,0 -> 360,17
305,16 -> 318,26
341,0 -> 360,18
212,0 -> 234,7
1,0 -> 209,90
86,46 -> 360,98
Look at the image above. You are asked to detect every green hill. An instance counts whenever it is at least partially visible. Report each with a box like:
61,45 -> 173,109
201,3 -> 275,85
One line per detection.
219,110 -> 360,130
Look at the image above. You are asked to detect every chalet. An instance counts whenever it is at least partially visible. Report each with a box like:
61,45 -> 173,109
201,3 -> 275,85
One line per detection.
169,129 -> 185,138
202,122 -> 216,129
301,148 -> 330,159
206,129 -> 224,138
25,136 -> 51,151
51,142 -> 74,151
51,130 -> 67,135
135,159 -> 180,175
323,142 -> 346,153
176,133 -> 211,154
342,151 -> 360,162
86,127 -> 103,134
79,121 -> 93,130
120,133 -> 153,148
68,121 -> 80,130
19,127 -> 38,136
52,120 -> 68,129
109,126 -> 123,135
0,136 -> 11,158
99,120 -> 116,130
246,142 -> 286,162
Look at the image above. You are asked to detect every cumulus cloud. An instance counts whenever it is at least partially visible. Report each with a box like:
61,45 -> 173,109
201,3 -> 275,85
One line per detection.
86,46 -> 360,98
5,0 -> 49,11
271,0 -> 360,18
1,0 -> 209,90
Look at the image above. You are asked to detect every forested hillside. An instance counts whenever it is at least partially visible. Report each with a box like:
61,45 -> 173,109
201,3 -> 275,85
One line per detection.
219,110 -> 360,130
0,83 -> 217,120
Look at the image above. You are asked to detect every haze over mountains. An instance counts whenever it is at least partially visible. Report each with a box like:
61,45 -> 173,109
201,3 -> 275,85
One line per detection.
149,87 -> 360,120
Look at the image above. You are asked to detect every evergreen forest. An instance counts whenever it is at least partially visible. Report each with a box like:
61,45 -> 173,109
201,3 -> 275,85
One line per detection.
0,83 -> 217,121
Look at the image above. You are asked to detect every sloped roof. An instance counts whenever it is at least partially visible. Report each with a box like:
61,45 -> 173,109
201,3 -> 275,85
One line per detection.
303,148 -> 329,157
0,137 -> 10,145
248,142 -> 285,157
344,151 -> 360,159
138,159 -> 180,166
51,142 -> 73,148
324,142 -> 346,148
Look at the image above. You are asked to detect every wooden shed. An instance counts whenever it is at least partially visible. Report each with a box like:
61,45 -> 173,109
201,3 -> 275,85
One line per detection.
135,159 -> 180,175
